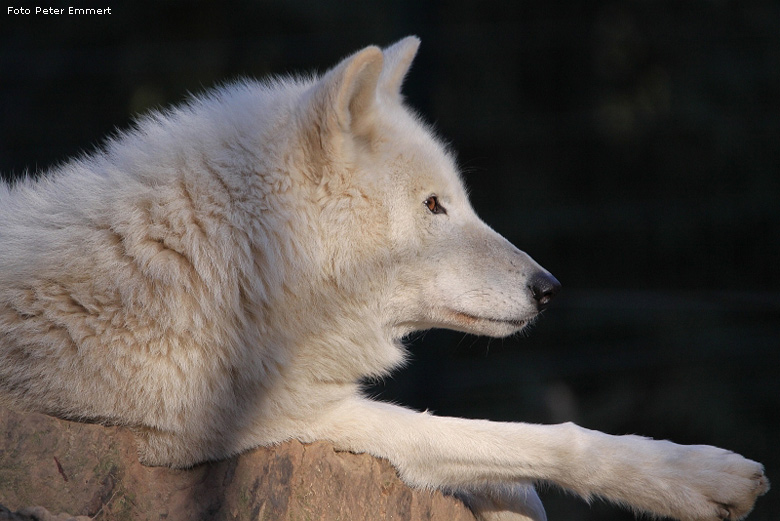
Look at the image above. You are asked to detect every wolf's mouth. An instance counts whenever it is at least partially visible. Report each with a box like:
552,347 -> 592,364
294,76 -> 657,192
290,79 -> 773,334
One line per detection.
450,309 -> 527,329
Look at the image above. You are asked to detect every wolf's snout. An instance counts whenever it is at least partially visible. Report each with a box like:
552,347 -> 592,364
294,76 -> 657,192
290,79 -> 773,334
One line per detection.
528,272 -> 561,310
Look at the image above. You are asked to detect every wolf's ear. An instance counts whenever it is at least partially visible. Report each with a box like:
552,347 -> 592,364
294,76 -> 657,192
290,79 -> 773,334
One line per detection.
380,36 -> 420,99
310,45 -> 384,144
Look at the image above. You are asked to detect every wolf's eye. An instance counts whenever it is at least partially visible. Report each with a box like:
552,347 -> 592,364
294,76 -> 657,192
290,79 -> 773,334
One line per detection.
424,195 -> 446,215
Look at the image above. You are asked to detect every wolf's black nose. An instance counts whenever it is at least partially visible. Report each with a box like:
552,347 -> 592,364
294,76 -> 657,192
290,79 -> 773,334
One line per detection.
528,272 -> 561,310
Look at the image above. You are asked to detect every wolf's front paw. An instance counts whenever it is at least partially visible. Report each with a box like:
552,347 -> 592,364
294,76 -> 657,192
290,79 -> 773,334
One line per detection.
661,442 -> 769,521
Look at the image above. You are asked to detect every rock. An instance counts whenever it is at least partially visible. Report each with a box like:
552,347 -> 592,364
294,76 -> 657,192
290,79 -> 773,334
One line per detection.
0,407 -> 474,520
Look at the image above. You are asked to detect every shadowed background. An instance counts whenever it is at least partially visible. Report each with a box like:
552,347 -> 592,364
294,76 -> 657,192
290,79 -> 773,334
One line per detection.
1,2 -> 778,519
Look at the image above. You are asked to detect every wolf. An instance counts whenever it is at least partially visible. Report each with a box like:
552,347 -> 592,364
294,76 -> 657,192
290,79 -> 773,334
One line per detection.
0,37 -> 768,521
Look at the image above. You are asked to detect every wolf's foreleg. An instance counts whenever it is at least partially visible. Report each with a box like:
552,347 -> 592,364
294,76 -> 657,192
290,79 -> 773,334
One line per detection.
298,396 -> 767,521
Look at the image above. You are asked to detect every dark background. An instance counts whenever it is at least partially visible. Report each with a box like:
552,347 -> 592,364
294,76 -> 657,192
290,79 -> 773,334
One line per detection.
2,2 -> 778,520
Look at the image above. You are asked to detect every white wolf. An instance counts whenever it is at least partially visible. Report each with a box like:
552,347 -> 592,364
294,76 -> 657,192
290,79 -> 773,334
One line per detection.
0,37 -> 768,521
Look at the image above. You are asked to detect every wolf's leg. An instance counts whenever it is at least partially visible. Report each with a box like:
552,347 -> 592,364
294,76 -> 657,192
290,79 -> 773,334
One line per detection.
456,483 -> 547,521
298,396 -> 767,521
133,426 -> 198,468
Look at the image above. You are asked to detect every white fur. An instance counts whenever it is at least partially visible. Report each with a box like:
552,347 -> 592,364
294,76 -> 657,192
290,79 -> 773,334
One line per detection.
0,37 -> 767,521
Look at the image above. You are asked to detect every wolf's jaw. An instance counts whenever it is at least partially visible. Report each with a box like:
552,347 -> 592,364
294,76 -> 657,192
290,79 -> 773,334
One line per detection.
445,309 -> 531,337
450,309 -> 525,327
389,310 -> 530,339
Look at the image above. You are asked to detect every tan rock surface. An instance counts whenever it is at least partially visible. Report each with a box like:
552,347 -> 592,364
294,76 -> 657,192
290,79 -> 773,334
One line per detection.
0,407 -> 474,520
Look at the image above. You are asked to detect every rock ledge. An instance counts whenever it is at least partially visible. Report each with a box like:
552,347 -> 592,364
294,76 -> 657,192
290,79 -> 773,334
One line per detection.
0,407 -> 474,520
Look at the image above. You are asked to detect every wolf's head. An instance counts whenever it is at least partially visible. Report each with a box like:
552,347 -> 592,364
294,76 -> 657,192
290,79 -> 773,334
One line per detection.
298,37 -> 560,342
